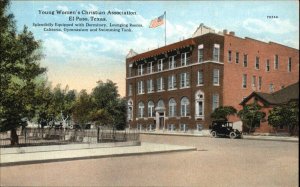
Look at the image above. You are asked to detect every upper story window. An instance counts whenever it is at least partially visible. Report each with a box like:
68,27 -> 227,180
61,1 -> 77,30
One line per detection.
213,44 -> 220,62
147,62 -> 153,74
243,54 -> 248,67
252,75 -> 256,88
269,83 -> 274,93
274,55 -> 279,70
197,70 -> 204,85
168,98 -> 177,117
258,76 -> 262,90
181,52 -> 189,66
255,56 -> 260,70
128,64 -> 132,77
228,50 -> 232,62
147,79 -> 154,93
266,59 -> 270,72
157,77 -> 164,91
168,75 -> 176,90
138,64 -> 143,75
236,52 -> 239,63
180,97 -> 190,117
148,101 -> 155,117
158,59 -> 163,72
128,84 -> 132,96
137,81 -> 144,94
288,57 -> 292,72
180,72 -> 190,88
242,74 -> 247,88
213,69 -> 220,86
169,56 -> 176,69
212,93 -> 219,111
198,45 -> 204,63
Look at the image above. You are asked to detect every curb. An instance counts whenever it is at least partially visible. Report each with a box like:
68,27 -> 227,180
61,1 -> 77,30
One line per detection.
0,147 -> 196,167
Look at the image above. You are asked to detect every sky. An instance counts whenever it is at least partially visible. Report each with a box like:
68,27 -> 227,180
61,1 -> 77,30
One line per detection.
9,1 -> 299,97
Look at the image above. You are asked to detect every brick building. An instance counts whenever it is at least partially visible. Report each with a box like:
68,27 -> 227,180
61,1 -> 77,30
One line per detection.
125,24 -> 299,133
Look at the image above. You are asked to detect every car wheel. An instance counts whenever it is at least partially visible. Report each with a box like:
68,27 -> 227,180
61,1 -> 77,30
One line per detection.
229,132 -> 237,139
211,131 -> 217,138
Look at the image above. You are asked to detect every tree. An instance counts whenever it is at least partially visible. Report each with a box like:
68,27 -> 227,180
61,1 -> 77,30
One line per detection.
211,106 -> 237,121
72,90 -> 93,128
0,0 -> 46,145
237,103 -> 266,133
268,101 -> 299,135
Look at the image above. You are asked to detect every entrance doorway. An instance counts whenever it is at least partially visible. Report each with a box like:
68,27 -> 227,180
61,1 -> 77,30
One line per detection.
158,112 -> 164,129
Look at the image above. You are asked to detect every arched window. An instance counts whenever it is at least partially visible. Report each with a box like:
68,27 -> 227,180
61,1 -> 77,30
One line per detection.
148,101 -> 155,117
138,102 -> 144,118
181,97 -> 190,116
127,99 -> 133,120
157,99 -> 165,107
195,90 -> 205,119
169,98 -> 176,117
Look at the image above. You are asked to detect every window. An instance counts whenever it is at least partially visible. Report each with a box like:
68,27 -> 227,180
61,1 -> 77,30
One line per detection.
242,74 -> 247,88
147,79 -> 154,93
148,101 -> 155,117
198,45 -> 204,62
197,70 -> 204,85
243,54 -> 248,67
258,76 -> 262,90
157,77 -> 164,91
168,75 -> 176,90
147,62 -> 153,74
137,124 -> 143,131
138,102 -> 144,118
252,75 -> 256,88
127,100 -> 133,121
197,124 -> 203,131
180,124 -> 188,132
266,60 -> 270,72
168,98 -> 176,117
255,57 -> 260,69
212,93 -> 219,111
128,84 -> 132,96
274,55 -> 279,70
269,83 -> 274,93
180,97 -> 190,117
158,59 -> 163,71
180,72 -> 190,88
168,124 -> 176,131
138,64 -> 143,75
213,44 -> 220,61
181,52 -> 189,66
137,81 -> 144,94
195,90 -> 204,118
236,52 -> 239,63
213,69 -> 220,86
288,57 -> 292,72
169,56 -> 176,69
128,64 -> 132,77
228,50 -> 232,62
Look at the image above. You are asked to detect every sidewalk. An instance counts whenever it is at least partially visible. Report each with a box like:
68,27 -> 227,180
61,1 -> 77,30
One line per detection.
140,131 -> 299,142
0,142 -> 196,166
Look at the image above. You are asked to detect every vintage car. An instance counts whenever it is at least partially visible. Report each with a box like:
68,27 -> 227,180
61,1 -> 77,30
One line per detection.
210,120 -> 242,139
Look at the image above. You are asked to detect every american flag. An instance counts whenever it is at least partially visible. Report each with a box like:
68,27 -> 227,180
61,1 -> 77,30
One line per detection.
149,14 -> 165,28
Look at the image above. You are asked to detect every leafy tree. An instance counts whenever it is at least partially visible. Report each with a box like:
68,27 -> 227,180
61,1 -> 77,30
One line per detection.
0,0 -> 46,145
72,89 -> 93,128
211,106 -> 237,121
268,101 -> 299,135
238,103 -> 266,133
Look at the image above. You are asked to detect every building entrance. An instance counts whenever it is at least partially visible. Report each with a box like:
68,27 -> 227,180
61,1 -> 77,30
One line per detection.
159,113 -> 164,129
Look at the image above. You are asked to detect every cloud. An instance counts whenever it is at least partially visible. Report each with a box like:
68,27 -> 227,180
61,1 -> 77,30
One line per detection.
56,5 -> 69,11
243,18 -> 298,34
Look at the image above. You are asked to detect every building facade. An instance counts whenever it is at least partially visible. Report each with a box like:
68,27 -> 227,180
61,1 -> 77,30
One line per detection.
125,24 -> 299,132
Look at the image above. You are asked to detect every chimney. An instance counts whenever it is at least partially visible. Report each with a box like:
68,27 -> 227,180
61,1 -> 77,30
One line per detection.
229,31 -> 235,36
223,29 -> 228,35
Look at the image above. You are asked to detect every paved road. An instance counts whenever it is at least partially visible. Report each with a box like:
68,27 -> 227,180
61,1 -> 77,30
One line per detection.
1,135 -> 298,187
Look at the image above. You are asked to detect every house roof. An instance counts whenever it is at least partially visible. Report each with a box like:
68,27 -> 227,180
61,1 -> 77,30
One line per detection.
240,82 -> 299,105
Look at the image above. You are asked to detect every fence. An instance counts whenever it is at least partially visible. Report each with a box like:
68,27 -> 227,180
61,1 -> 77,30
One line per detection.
0,127 -> 139,147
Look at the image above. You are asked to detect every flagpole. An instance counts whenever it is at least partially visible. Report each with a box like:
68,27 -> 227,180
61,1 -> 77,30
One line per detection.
164,11 -> 166,46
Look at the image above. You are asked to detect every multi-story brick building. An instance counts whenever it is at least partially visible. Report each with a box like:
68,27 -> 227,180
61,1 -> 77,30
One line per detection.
125,24 -> 299,133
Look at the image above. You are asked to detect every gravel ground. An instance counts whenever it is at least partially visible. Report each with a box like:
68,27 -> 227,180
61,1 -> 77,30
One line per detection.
0,134 -> 298,187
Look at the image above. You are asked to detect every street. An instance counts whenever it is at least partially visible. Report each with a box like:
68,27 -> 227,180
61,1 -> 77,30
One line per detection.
1,134 -> 298,187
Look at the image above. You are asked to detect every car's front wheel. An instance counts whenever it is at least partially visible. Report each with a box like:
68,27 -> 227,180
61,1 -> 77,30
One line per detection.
229,132 -> 237,139
211,131 -> 217,138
